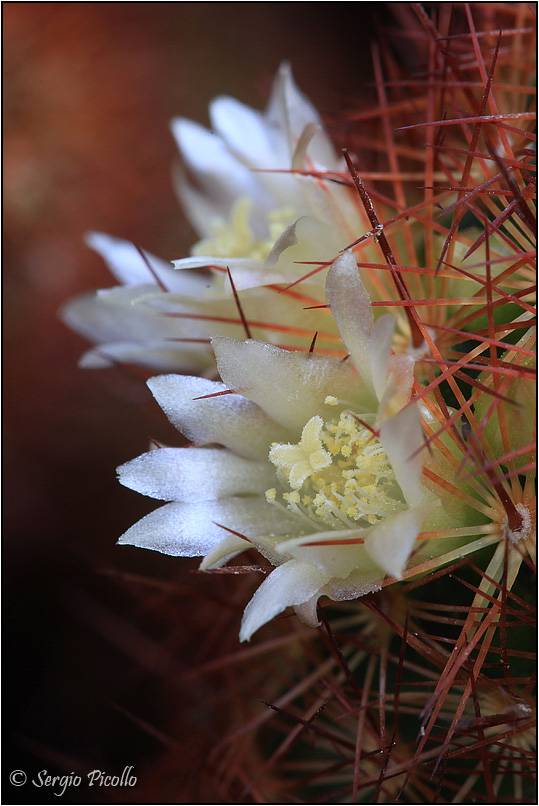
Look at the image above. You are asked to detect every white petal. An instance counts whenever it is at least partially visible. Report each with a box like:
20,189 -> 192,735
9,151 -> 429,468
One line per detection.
363,505 -> 431,578
118,502 -> 215,556
266,63 -> 338,170
323,570 -> 383,602
78,349 -> 115,369
278,527 -> 373,578
240,560 -> 329,641
325,252 -> 376,394
378,354 -> 416,421
293,595 -> 321,627
170,255 -> 295,290
147,374 -> 291,460
369,315 -> 395,402
171,117 -> 270,220
211,95 -> 287,169
117,447 -> 274,501
78,340 -> 212,373
61,284 -> 214,371
200,535 -> 253,569
172,117 -> 259,192
291,122 -> 324,171
263,216 -> 341,271
210,87 -> 304,210
85,232 -> 205,294
301,177 -> 365,243
60,287 -> 155,344
171,175 -> 225,239
209,497 -> 300,540
379,405 -> 424,507
263,219 -> 300,267
221,264 -> 297,290
248,534 -> 294,568
213,337 -> 358,433
171,255 -> 259,272
118,497 -> 293,557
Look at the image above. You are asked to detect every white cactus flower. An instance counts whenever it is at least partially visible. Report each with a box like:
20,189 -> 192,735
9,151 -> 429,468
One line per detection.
171,62 -> 361,282
117,253 -> 437,641
61,65 -> 369,373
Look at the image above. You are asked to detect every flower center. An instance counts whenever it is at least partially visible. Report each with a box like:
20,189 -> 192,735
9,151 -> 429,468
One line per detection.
266,411 -> 405,529
191,197 -> 295,261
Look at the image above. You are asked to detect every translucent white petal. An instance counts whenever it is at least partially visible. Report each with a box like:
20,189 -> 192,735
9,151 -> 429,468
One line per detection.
323,569 -> 383,601
200,535 -> 252,569
171,255 -> 260,273
62,286 -> 168,334
325,252 -> 376,395
248,534 -> 294,568
147,374 -> 291,460
118,502 -> 217,556
211,95 -> 287,170
117,447 -> 274,501
293,595 -> 321,627
171,117 -> 265,200
263,219 -> 301,267
78,341 -> 212,373
213,337 -> 358,433
239,560 -> 329,641
295,177 -> 361,243
210,89 -> 308,209
61,284 -> 212,370
264,216 -> 342,271
291,122 -> 323,171
266,63 -> 338,170
85,232 -> 205,294
78,349 -> 115,369
378,354 -> 416,421
369,315 -> 395,402
379,406 -> 424,507
141,283 -> 327,351
60,292 -> 117,345
171,118 -> 272,233
220,264 -> 296,290
171,174 -> 227,238
171,255 -> 294,289
118,497 -> 294,557
363,505 -> 431,578
278,528 -> 371,578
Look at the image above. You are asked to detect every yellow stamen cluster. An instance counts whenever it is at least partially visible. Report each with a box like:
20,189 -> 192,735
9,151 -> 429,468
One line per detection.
267,411 -> 404,528
191,197 -> 295,261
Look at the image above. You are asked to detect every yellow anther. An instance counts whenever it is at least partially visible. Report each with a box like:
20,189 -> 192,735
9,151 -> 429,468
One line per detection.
269,415 -> 331,489
192,197 -> 296,262
267,408 -> 403,528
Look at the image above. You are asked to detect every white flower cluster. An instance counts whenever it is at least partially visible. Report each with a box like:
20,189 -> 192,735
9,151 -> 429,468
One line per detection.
65,66 -> 447,641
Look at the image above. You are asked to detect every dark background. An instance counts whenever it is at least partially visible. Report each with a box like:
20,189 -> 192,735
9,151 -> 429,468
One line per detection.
4,3 -> 387,803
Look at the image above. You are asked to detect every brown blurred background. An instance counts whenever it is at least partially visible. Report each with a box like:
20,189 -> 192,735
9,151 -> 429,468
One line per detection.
3,3 -> 399,802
